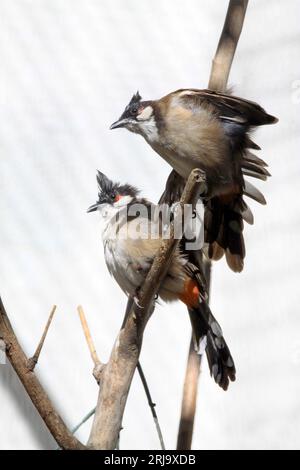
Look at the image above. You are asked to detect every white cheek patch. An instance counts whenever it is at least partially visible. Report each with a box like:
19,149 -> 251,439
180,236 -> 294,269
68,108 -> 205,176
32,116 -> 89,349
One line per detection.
137,106 -> 153,121
138,116 -> 159,143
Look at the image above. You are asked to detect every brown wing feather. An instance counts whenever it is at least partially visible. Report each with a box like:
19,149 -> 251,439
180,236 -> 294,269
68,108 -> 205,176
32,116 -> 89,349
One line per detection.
174,88 -> 278,127
158,89 -> 277,272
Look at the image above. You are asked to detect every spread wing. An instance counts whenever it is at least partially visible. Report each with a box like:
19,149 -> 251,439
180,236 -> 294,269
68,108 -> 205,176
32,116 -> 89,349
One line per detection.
171,88 -> 274,185
158,89 -> 277,271
174,88 -> 278,128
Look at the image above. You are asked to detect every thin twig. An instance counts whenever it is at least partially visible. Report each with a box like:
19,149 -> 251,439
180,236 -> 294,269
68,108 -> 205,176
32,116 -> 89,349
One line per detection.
77,305 -> 105,382
137,361 -> 165,450
176,0 -> 249,450
56,406 -> 97,450
115,433 -> 120,450
27,305 -> 57,371
56,407 -> 97,450
72,407 -> 97,435
77,305 -> 100,366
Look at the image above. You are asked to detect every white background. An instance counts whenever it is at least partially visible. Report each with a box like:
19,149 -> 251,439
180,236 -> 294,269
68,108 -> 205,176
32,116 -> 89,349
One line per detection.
0,0 -> 299,450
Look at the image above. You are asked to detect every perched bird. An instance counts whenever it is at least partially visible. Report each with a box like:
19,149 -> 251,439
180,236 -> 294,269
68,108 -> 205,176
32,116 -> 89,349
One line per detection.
88,171 -> 236,390
110,89 -> 278,272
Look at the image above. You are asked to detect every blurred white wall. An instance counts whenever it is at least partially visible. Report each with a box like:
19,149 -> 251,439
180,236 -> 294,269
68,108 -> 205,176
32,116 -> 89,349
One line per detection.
0,0 -> 299,450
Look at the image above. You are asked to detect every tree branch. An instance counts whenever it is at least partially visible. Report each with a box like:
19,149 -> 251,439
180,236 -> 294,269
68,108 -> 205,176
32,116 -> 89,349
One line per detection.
0,297 -> 86,450
208,0 -> 249,92
137,362 -> 165,450
176,0 -> 249,450
77,305 -> 101,367
176,339 -> 202,450
27,305 -> 57,372
78,304 -> 165,449
77,305 -> 105,382
87,169 -> 206,450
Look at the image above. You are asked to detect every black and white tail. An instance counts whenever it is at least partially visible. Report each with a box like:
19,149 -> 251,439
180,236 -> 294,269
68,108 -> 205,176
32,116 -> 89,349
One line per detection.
188,303 -> 236,391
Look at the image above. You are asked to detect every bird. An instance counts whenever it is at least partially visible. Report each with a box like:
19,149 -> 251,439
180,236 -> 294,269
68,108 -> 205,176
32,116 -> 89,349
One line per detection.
110,88 -> 278,272
87,170 -> 236,390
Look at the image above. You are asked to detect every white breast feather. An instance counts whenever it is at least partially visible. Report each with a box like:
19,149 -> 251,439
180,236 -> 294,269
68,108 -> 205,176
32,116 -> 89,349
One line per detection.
100,203 -> 144,296
98,201 -> 188,300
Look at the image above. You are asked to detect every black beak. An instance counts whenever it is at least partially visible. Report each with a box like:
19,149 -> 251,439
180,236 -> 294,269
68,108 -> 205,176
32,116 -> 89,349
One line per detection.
110,118 -> 130,130
87,203 -> 99,213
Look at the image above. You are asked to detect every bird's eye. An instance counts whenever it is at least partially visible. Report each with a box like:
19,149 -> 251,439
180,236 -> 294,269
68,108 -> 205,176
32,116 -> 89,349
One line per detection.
130,104 -> 139,115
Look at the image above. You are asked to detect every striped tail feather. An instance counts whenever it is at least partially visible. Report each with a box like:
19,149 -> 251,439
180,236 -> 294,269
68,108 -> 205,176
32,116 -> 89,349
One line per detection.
182,263 -> 236,390
188,303 -> 236,391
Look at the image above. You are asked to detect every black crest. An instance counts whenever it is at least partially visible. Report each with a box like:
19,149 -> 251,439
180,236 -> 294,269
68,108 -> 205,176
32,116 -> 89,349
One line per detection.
96,170 -> 138,198
128,91 -> 142,107
96,171 -> 114,196
110,91 -> 144,128
123,91 -> 142,117
88,171 -> 140,212
87,171 -> 139,213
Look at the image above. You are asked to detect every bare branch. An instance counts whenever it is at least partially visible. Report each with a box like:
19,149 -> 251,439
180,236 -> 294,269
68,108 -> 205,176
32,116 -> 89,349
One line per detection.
177,0 -> 249,450
87,169 -> 206,450
77,305 -> 100,366
77,305 -> 105,382
0,297 -> 86,450
72,407 -> 97,435
27,305 -> 57,371
176,341 -> 201,450
208,0 -> 249,92
56,407 -> 97,450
